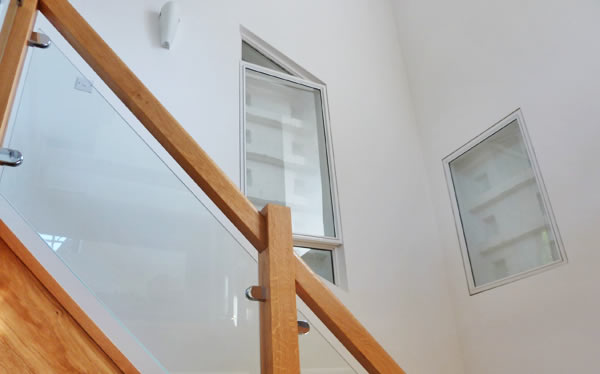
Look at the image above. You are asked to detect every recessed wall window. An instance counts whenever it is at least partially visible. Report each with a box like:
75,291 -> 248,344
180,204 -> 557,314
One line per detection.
294,247 -> 335,284
241,36 -> 341,284
444,110 -> 565,294
242,41 -> 289,74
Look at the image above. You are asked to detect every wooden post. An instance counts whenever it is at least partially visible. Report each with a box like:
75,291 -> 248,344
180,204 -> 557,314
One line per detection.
259,204 -> 300,373
0,0 -> 38,143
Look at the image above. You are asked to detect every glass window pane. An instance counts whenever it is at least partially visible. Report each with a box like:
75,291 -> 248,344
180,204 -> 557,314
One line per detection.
449,120 -> 562,287
242,41 -> 289,74
245,69 -> 336,238
294,247 -> 334,283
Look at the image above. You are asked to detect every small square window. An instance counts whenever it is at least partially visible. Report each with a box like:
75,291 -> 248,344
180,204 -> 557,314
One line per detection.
293,247 -> 334,283
444,110 -> 566,294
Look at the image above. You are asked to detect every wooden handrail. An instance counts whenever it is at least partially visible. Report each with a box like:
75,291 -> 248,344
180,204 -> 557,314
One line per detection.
1,0 -> 407,372
296,258 -> 406,373
0,0 -> 38,142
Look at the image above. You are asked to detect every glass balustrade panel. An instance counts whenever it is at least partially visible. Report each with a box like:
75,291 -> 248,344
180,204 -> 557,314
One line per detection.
298,309 -> 357,373
0,28 -> 260,373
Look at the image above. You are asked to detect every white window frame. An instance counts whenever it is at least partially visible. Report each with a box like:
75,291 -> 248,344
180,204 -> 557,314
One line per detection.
239,41 -> 344,256
443,109 -> 567,295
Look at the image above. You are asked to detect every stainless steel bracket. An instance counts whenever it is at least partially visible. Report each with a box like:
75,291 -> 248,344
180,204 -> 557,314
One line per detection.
27,32 -> 51,49
245,286 -> 266,302
297,320 -> 310,335
0,148 -> 23,167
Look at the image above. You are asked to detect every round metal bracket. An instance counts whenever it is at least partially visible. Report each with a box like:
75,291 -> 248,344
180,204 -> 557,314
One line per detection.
27,31 -> 50,49
297,320 -> 310,335
245,286 -> 266,302
28,32 -> 51,49
0,148 -> 23,167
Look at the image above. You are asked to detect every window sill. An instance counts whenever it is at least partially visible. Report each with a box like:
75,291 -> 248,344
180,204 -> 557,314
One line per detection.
293,234 -> 341,251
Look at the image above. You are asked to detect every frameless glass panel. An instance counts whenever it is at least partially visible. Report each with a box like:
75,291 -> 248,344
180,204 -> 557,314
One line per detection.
298,310 -> 356,373
242,41 -> 289,74
245,68 -> 336,238
449,120 -> 562,287
294,247 -> 334,283
0,35 -> 260,372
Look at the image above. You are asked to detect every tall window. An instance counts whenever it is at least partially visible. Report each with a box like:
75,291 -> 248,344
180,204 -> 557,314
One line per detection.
444,110 -> 566,294
241,40 -> 341,283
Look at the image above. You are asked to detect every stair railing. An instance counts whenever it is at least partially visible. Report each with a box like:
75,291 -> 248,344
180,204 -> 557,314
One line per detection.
0,1 -> 405,373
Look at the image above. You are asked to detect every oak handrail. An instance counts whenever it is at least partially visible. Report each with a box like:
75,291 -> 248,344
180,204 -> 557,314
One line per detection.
296,257 -> 405,373
2,0 -> 406,372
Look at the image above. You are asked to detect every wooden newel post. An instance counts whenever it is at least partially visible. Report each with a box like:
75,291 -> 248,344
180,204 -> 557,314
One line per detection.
0,0 -> 38,142
259,204 -> 300,374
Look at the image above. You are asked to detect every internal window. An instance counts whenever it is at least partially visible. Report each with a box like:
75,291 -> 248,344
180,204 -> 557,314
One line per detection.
444,110 -> 566,294
294,247 -> 335,284
242,41 -> 289,74
241,38 -> 340,283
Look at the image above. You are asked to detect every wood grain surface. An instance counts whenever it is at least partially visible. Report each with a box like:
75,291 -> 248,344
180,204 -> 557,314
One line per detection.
259,204 -> 300,373
0,237 -> 122,373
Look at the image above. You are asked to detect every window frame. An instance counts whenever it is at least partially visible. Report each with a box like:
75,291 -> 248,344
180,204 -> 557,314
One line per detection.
443,109 -> 567,295
239,61 -> 344,253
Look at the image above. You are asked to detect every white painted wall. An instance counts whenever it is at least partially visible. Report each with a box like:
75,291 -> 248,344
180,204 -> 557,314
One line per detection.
393,0 -> 600,372
1,0 -> 466,373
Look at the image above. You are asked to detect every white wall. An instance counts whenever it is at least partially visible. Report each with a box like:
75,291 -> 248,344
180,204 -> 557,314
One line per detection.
2,0 -> 466,373
393,0 -> 600,372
